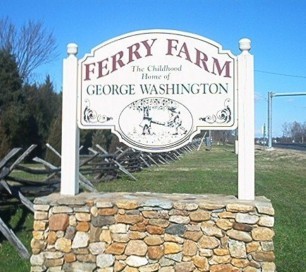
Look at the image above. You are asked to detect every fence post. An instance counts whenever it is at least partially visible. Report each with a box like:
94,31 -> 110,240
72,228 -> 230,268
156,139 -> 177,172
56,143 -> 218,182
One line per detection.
61,43 -> 79,195
237,38 -> 255,200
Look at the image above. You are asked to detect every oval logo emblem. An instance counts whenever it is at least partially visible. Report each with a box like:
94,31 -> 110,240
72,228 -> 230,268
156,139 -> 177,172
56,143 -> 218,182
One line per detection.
119,97 -> 193,151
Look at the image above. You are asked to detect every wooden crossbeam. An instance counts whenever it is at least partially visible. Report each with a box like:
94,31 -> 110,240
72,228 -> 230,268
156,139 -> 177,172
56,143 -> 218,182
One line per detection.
0,180 -> 34,212
9,145 -> 37,172
0,217 -> 30,259
95,145 -> 137,181
0,148 -> 21,169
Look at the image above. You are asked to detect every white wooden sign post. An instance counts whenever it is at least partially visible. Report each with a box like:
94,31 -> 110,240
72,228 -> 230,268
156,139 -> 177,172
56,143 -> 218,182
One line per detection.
61,43 -> 80,195
61,30 -> 255,200
237,38 -> 254,200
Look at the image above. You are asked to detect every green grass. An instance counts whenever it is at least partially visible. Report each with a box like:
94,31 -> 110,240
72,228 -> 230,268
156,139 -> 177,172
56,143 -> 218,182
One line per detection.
97,146 -> 238,195
1,145 -> 305,271
97,145 -> 306,271
0,206 -> 33,271
255,148 -> 306,270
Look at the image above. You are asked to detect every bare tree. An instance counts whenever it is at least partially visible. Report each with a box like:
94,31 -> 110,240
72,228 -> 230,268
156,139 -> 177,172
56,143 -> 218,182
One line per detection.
0,17 -> 15,52
290,121 -> 303,143
302,122 -> 306,143
0,17 -> 58,82
282,122 -> 291,138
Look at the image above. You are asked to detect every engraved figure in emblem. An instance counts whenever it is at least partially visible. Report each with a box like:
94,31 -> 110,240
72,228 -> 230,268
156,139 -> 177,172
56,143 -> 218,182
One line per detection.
140,106 -> 152,135
139,106 -> 166,135
167,107 -> 187,135
139,104 -> 188,136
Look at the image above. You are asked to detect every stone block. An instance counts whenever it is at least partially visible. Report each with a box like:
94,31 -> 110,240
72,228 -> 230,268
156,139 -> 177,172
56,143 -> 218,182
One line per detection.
49,214 -> 69,231
72,231 -> 89,248
144,235 -> 163,246
115,214 -> 143,225
89,242 -> 106,255
30,253 -> 45,266
164,242 -> 182,254
98,207 -> 118,216
55,237 -> 71,253
92,215 -> 115,227
31,193 -> 275,272
183,240 -> 197,256
183,231 -> 202,241
146,225 -> 164,235
96,254 -> 115,268
216,219 -> 233,230
226,203 -> 254,213
236,213 -> 259,224
125,240 -> 148,256
116,199 -> 140,210
189,210 -> 210,221
76,221 -> 90,232
31,239 -> 46,254
109,223 -> 128,233
33,204 -> 50,211
258,216 -> 274,227
174,261 -> 195,272
250,251 -> 275,262
126,256 -> 148,267
51,206 -> 73,214
169,215 -> 190,224
76,212 -> 91,222
192,256 -> 209,270
228,239 -> 246,258
105,242 -> 126,255
165,224 -> 186,236
147,245 -> 164,260
227,229 -> 252,242
251,227 -> 275,241
33,220 -> 47,231
198,235 -> 219,249
34,211 -> 48,220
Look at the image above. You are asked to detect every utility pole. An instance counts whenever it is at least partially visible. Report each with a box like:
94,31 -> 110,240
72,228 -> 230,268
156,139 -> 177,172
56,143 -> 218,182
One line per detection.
267,92 -> 306,149
267,92 -> 273,149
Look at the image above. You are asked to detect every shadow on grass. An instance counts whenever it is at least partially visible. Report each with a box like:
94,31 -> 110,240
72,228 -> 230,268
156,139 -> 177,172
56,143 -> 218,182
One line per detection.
0,204 -> 32,243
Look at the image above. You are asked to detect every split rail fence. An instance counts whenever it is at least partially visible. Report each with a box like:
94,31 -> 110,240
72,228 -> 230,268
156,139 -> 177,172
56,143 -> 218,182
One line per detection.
0,138 -> 204,258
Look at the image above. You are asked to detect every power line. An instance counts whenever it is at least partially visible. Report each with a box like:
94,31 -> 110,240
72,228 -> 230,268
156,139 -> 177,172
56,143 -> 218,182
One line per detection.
255,69 -> 306,79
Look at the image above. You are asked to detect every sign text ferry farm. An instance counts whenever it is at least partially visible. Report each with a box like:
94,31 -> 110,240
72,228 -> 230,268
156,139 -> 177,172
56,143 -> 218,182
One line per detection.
78,30 -> 237,152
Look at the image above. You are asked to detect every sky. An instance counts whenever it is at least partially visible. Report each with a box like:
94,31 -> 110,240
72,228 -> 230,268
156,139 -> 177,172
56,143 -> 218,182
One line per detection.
1,0 -> 306,137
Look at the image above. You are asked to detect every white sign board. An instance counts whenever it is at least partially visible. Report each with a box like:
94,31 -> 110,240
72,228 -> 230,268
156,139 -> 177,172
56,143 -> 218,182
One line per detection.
78,30 -> 237,152
61,30 -> 254,200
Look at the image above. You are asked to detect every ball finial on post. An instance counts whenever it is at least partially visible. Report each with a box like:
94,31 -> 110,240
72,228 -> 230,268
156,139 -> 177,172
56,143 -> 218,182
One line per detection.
62,42 -> 79,195
239,38 -> 251,54
67,43 -> 78,56
237,37 -> 255,200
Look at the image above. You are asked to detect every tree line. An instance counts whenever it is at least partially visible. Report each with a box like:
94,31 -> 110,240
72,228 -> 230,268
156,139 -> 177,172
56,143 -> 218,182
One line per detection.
0,18 -> 121,163
0,17 -> 239,163
0,48 -> 59,158
281,121 -> 306,143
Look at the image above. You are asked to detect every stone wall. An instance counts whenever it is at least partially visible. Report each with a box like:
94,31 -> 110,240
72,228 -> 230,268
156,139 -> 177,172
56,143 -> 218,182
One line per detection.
31,192 -> 275,272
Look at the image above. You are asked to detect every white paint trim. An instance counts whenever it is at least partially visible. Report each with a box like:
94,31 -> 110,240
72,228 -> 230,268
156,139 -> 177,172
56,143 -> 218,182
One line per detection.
59,34 -> 255,198
238,38 -> 255,200
61,43 -> 80,195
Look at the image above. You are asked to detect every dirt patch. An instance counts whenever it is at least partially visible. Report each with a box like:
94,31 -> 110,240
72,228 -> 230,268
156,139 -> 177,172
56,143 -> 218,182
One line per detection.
256,146 -> 306,161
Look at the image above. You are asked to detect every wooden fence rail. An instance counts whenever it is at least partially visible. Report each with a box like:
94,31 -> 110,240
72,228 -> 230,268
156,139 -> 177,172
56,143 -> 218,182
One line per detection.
0,138 -> 202,258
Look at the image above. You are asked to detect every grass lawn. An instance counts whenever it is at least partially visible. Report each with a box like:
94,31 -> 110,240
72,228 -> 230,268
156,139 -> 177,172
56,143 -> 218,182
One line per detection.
0,144 -> 305,271
0,206 -> 33,272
